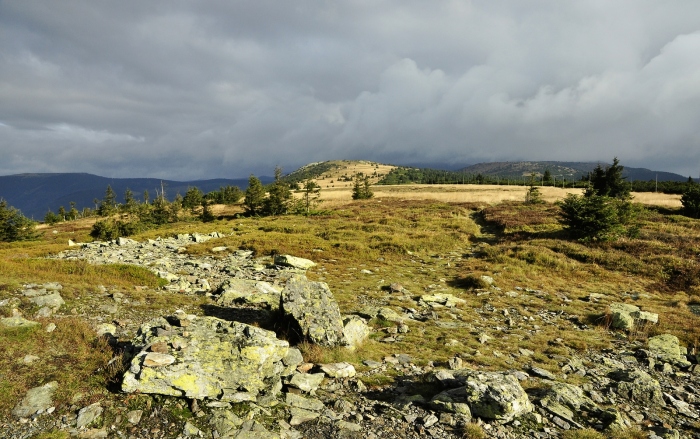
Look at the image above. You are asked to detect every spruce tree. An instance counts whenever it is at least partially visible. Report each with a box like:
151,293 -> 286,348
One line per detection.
264,167 -> 292,215
244,175 -> 265,215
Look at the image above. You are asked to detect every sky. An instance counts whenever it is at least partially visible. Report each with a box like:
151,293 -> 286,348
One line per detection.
1,1 -> 700,180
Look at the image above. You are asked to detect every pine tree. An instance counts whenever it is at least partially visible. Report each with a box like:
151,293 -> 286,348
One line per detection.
264,167 -> 292,215
98,185 -> 118,217
301,180 -> 321,214
352,174 -> 374,200
182,187 -> 204,211
244,175 -> 266,215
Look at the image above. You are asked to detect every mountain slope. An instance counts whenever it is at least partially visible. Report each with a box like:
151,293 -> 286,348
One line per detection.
0,173 -> 271,219
458,161 -> 691,182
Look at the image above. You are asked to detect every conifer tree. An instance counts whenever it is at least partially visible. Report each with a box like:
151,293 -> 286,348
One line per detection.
264,167 -> 292,215
244,175 -> 265,215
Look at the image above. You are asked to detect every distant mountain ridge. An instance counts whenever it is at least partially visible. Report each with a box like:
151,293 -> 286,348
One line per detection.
458,161 -> 692,182
0,173 -> 271,220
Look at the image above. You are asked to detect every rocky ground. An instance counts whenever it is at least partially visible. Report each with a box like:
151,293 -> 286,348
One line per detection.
1,233 -> 700,439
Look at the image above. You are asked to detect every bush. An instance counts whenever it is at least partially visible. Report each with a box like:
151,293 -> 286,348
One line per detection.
558,193 -> 638,242
0,200 -> 38,242
681,185 -> 700,218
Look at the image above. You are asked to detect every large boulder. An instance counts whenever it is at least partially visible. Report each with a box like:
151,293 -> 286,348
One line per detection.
216,279 -> 281,311
122,315 -> 302,402
464,372 -> 533,422
280,275 -> 346,347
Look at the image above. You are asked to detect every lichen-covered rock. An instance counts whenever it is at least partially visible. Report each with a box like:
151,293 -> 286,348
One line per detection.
647,334 -> 691,367
464,372 -> 533,422
609,302 -> 639,330
281,275 -> 346,347
274,255 -> 316,270
122,315 -> 300,401
0,315 -> 39,329
609,302 -> 658,331
216,279 -> 281,311
609,368 -> 665,407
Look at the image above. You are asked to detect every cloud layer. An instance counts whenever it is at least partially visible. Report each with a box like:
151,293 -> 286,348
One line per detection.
1,1 -> 700,179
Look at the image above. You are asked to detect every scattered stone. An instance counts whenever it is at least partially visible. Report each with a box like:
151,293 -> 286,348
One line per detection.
126,410 -> 143,424
76,402 -> 103,428
274,254 -> 316,270
420,293 -> 466,308
287,373 -> 325,393
529,366 -> 556,380
610,368 -> 665,407
12,381 -> 58,418
343,316 -> 370,351
320,362 -> 356,378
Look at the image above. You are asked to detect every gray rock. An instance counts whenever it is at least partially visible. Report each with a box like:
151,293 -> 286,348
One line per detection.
610,368 -> 665,407
464,372 -> 533,422
648,334 -> 691,367
285,393 -> 325,412
609,302 -> 639,331
76,402 -> 103,428
419,293 -> 466,308
609,302 -> 658,331
126,410 -> 143,425
281,275 -> 346,347
286,373 -> 325,393
320,362 -> 356,378
289,407 -> 320,426
430,387 -> 473,418
12,381 -> 58,418
529,366 -> 556,380
539,382 -> 598,427
274,255 -> 316,270
342,316 -> 370,351
1,315 -> 40,329
122,315 -> 300,400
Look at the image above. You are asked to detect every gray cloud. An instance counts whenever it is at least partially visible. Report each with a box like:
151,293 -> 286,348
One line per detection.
1,0 -> 700,179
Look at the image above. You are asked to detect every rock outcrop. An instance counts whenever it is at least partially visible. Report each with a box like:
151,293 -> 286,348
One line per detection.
122,313 -> 301,402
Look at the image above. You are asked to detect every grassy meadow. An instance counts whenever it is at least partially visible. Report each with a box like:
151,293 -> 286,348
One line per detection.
1,184 -> 699,418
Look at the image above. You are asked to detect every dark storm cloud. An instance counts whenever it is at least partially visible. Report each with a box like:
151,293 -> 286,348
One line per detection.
1,1 -> 700,179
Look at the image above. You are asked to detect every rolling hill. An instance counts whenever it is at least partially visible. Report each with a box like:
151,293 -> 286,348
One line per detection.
458,161 -> 692,182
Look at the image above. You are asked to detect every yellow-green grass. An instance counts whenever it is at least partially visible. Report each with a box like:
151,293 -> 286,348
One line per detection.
0,318 -> 114,416
2,195 -> 699,415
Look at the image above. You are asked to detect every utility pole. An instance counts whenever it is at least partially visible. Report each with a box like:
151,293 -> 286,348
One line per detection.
655,174 -> 658,193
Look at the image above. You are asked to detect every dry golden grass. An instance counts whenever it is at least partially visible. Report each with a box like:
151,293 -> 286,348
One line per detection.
302,160 -> 396,189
